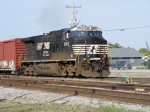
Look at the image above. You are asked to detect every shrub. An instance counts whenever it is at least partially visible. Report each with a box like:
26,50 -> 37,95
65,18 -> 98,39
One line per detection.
147,59 -> 150,69
136,67 -> 145,69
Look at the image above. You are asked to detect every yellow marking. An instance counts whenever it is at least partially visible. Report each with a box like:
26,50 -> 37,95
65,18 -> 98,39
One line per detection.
107,47 -> 112,63
18,52 -> 25,68
75,46 -> 84,68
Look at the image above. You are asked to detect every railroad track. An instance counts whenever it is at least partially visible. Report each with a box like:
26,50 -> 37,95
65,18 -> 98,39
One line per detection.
0,76 -> 150,105
0,75 -> 150,92
1,74 -> 150,84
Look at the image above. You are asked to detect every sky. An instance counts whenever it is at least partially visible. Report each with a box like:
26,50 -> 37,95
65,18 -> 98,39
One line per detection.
0,0 -> 150,51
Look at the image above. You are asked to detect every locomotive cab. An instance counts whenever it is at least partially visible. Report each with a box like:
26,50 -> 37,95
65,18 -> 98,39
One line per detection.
70,26 -> 107,44
68,26 -> 110,77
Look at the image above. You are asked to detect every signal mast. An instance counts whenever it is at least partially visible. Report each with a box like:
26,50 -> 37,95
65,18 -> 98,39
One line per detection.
66,3 -> 81,27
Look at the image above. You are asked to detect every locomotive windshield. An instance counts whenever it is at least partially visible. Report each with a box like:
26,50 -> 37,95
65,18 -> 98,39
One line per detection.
71,31 -> 102,37
71,31 -> 87,37
88,31 -> 102,37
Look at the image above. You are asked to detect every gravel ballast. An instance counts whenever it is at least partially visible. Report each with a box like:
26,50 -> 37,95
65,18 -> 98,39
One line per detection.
0,86 -> 150,112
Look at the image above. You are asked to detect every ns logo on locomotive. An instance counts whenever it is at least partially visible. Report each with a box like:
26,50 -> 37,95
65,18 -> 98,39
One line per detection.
19,25 -> 110,77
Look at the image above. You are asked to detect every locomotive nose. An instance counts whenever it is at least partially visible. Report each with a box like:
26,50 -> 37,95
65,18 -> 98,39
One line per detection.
87,36 -> 107,44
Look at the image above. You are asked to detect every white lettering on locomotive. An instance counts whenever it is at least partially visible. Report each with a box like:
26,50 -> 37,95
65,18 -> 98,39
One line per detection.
37,42 -> 50,50
42,51 -> 49,56
64,42 -> 69,46
43,42 -> 50,49
37,43 -> 43,50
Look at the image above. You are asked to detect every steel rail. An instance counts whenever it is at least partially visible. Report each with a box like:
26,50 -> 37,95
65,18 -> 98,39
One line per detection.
0,76 -> 150,92
1,74 -> 150,83
0,79 -> 150,105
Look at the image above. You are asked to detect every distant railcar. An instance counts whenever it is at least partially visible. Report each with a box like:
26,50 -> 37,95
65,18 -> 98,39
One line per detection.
0,39 -> 26,74
18,26 -> 110,77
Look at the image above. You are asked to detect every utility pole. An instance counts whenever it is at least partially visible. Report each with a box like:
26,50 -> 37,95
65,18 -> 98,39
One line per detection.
66,3 -> 81,27
146,41 -> 150,51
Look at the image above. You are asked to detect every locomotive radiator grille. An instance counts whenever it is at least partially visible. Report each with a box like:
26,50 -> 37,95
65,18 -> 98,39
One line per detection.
72,44 -> 108,55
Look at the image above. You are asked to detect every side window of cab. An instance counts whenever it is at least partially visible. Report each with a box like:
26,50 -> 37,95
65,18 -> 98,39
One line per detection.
71,31 -> 78,37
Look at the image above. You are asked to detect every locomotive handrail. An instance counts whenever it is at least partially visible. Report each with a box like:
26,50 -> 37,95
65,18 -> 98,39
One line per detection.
107,47 -> 112,64
75,46 -> 84,68
17,51 -> 26,69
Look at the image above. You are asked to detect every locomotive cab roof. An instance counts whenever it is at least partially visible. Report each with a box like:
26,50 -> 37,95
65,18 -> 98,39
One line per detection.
62,25 -> 102,33
70,26 -> 101,31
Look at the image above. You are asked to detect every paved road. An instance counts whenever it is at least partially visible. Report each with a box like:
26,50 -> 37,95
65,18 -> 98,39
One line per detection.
110,69 -> 150,73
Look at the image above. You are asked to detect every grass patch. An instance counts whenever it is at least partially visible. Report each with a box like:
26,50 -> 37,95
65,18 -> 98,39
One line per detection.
136,67 -> 146,69
0,101 -> 144,112
98,103 -> 142,112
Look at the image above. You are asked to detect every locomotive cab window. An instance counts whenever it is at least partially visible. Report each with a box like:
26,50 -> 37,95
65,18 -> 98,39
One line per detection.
63,32 -> 70,40
66,32 -> 71,38
71,31 -> 87,37
88,31 -> 102,37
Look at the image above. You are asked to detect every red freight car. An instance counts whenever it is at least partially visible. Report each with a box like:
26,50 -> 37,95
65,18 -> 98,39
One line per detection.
0,38 -> 26,74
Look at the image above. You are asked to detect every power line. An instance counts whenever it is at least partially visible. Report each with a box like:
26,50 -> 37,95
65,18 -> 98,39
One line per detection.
79,0 -> 127,5
82,12 -> 150,20
102,25 -> 150,31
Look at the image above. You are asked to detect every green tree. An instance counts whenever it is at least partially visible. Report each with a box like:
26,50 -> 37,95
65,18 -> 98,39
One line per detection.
108,43 -> 121,48
139,48 -> 150,56
145,51 -> 150,56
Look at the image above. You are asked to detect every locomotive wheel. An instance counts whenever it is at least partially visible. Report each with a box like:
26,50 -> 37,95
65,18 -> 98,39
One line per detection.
6,72 -> 11,75
64,75 -> 68,78
60,69 -> 67,76
67,71 -> 74,77
70,72 -> 75,78
15,71 -> 19,76
77,74 -> 83,78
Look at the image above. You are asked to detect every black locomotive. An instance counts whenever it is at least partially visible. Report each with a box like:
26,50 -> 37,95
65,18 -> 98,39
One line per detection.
19,25 -> 110,77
